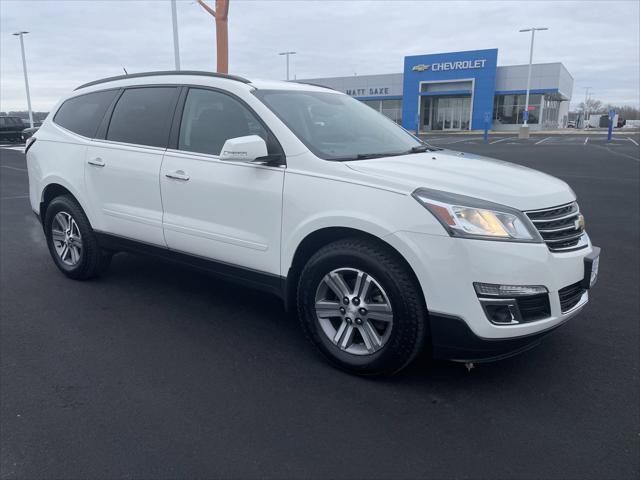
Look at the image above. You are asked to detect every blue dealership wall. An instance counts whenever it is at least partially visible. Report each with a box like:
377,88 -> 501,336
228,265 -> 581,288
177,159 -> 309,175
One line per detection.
402,49 -> 498,131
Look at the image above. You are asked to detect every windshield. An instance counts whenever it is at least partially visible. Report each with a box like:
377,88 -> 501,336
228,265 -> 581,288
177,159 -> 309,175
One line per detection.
253,89 -> 424,161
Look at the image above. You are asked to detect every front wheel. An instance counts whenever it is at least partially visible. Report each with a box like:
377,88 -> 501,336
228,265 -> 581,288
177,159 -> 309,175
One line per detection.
297,238 -> 429,376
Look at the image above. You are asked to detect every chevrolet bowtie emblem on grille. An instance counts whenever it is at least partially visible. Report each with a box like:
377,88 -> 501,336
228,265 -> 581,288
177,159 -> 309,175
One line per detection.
412,64 -> 430,72
577,214 -> 585,230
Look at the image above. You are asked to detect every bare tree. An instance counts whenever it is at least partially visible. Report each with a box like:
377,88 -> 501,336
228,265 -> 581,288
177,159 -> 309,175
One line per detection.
197,0 -> 230,74
606,104 -> 640,120
577,97 -> 604,114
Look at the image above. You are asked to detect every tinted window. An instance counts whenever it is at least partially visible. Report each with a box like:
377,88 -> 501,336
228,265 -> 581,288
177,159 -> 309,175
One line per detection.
179,88 -> 268,156
54,90 -> 118,137
107,87 -> 177,148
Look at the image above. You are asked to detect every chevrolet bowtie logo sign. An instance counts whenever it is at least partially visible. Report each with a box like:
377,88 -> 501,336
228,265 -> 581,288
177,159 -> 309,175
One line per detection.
412,64 -> 430,72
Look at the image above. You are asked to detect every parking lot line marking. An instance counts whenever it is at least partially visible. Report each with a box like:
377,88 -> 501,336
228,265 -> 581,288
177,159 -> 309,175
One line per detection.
627,137 -> 639,146
1,195 -> 29,200
535,137 -> 550,145
0,165 -> 27,172
489,137 -> 513,144
424,137 -> 450,142
444,138 -> 477,144
592,144 -> 640,162
584,137 -> 589,145
0,146 -> 26,152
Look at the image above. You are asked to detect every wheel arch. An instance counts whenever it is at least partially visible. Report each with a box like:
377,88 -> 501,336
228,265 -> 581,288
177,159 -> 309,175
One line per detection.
39,181 -> 90,226
284,226 -> 424,314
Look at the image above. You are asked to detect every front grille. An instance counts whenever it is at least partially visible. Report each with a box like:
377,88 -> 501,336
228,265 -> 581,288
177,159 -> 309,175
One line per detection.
558,281 -> 586,312
516,294 -> 551,322
525,202 -> 587,252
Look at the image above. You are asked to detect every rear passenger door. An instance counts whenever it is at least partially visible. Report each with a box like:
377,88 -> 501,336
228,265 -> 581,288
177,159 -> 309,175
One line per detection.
160,87 -> 285,276
86,87 -> 179,246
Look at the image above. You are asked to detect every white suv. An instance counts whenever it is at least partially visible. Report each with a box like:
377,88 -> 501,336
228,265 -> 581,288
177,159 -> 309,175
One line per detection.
26,71 -> 600,376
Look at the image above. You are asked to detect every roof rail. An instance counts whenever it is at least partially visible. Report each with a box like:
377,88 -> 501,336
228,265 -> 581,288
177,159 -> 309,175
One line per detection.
75,70 -> 252,91
289,81 -> 336,91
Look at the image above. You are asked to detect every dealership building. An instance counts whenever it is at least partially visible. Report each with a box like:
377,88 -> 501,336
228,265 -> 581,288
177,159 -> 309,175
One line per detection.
302,48 -> 573,132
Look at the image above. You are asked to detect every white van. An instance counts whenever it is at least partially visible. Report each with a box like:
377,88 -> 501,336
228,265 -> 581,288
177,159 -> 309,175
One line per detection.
26,71 -> 600,375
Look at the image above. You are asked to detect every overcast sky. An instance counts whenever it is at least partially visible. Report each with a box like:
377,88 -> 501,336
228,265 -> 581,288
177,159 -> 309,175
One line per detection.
1,0 -> 638,112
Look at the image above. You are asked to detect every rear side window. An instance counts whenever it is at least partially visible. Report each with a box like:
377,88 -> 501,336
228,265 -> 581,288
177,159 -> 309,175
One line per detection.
107,87 -> 178,148
178,88 -> 269,156
54,90 -> 119,138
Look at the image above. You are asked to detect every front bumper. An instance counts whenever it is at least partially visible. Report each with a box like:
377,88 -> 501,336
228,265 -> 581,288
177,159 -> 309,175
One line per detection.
429,304 -> 584,362
385,230 -> 599,358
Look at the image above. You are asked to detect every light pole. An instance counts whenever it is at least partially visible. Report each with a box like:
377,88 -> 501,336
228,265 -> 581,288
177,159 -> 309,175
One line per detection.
519,27 -> 548,129
583,86 -> 592,125
278,51 -> 296,81
196,0 -> 230,74
12,31 -> 34,129
171,0 -> 181,70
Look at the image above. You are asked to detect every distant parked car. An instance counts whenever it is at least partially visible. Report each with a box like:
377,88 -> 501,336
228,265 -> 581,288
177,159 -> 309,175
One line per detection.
21,123 -> 42,142
566,121 -> 576,128
0,116 -> 26,142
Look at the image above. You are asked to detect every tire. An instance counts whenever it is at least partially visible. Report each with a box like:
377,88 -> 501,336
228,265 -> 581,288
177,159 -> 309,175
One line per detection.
297,237 -> 429,376
44,195 -> 111,280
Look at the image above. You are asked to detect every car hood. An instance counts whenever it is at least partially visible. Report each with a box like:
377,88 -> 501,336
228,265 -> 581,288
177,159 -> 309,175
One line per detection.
345,149 -> 575,211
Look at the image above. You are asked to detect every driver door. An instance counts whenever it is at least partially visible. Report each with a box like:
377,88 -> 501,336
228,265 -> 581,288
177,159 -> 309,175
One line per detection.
160,88 -> 285,276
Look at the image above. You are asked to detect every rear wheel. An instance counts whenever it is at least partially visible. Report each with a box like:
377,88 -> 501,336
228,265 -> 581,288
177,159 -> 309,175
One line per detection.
297,237 -> 428,376
44,195 -> 111,280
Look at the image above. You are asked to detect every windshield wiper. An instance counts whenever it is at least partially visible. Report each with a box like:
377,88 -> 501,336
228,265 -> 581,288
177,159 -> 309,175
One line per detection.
355,152 -> 395,159
334,147 -> 439,161
407,144 -> 439,153
333,152 -> 404,161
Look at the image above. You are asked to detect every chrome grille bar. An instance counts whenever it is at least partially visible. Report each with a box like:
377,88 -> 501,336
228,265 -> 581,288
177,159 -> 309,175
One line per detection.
525,201 -> 587,252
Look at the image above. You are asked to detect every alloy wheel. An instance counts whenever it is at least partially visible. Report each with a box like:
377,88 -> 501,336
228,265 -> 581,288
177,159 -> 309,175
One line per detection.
51,211 -> 83,266
314,268 -> 394,355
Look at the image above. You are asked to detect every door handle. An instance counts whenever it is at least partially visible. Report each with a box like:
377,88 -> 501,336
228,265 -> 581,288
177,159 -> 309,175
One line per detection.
88,157 -> 105,167
165,170 -> 190,181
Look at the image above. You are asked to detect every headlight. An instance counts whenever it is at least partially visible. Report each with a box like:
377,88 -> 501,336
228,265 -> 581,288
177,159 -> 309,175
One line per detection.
412,188 -> 542,242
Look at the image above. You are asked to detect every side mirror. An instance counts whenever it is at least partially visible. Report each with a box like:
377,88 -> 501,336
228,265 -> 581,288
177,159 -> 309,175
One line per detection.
219,135 -> 268,163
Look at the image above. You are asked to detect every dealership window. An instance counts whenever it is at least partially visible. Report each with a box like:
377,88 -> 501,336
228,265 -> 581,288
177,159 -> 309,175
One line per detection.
361,99 -> 402,124
363,100 -> 380,110
493,94 -> 541,124
542,96 -> 561,128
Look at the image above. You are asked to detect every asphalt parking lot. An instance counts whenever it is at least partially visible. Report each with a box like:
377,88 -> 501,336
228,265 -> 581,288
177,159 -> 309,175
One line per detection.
1,134 -> 639,479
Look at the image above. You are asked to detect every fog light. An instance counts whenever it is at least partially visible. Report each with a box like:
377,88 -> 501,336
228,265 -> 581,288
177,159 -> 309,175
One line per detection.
474,283 -> 548,297
479,298 -> 522,324
486,304 -> 516,323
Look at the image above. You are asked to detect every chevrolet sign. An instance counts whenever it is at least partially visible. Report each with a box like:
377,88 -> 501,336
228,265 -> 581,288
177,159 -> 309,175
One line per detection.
412,59 -> 487,72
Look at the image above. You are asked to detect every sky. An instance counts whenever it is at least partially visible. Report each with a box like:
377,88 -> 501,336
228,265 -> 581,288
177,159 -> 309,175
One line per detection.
1,0 -> 639,112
